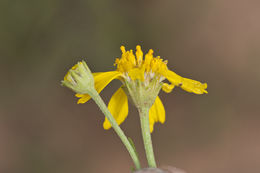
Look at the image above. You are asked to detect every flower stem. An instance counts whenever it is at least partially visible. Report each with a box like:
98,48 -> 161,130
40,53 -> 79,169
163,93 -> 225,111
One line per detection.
139,107 -> 157,168
90,90 -> 141,170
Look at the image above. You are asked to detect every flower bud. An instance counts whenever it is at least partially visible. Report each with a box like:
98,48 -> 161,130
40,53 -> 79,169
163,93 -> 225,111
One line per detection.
61,60 -> 95,94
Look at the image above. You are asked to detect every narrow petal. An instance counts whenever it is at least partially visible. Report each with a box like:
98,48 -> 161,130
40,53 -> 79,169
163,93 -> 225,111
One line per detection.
75,93 -> 91,104
149,96 -> 166,133
103,87 -> 129,130
162,83 -> 175,93
165,70 -> 183,86
76,71 -> 122,104
181,78 -> 208,94
166,70 -> 207,94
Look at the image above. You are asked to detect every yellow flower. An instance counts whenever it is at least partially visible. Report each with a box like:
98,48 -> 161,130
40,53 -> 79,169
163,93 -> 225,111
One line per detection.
73,45 -> 207,132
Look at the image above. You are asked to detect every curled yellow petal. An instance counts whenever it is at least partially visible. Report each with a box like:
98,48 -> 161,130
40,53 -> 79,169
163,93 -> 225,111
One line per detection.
149,96 -> 165,133
76,71 -> 122,104
103,87 -> 129,130
162,83 -> 175,93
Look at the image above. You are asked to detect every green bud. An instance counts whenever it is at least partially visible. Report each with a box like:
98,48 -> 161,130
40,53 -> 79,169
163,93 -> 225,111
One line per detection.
61,60 -> 95,94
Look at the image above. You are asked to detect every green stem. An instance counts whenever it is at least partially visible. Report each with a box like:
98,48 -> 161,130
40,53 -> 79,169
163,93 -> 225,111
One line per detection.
139,107 -> 157,168
90,90 -> 141,170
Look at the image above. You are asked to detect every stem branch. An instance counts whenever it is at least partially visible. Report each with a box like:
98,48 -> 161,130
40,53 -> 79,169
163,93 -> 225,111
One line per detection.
90,90 -> 141,170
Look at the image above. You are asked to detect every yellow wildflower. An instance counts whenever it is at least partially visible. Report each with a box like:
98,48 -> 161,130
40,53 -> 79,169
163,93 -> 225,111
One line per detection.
70,45 -> 207,132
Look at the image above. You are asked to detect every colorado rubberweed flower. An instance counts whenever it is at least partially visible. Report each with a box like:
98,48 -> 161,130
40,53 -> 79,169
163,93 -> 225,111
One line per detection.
73,45 -> 207,132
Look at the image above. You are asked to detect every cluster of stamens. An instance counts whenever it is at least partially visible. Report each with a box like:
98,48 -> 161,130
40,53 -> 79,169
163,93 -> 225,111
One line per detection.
114,45 -> 168,86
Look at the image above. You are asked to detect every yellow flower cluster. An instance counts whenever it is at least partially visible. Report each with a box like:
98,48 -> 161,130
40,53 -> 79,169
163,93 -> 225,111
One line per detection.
65,45 -> 208,132
115,46 -> 168,83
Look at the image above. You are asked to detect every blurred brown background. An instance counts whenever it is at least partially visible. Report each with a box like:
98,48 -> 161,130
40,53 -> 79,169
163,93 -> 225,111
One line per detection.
1,0 -> 260,173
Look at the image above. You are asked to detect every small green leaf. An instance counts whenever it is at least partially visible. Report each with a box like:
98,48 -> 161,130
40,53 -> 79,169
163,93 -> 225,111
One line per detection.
128,137 -> 139,158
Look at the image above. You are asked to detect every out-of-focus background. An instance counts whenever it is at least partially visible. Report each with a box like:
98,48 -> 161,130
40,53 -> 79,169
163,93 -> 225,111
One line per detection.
1,0 -> 260,173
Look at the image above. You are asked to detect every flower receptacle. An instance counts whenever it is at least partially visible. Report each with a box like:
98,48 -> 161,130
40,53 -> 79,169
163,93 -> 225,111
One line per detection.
124,78 -> 162,111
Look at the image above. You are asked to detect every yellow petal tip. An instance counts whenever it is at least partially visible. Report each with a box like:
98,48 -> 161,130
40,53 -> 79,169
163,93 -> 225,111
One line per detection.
77,99 -> 86,104
103,121 -> 111,130
150,124 -> 154,133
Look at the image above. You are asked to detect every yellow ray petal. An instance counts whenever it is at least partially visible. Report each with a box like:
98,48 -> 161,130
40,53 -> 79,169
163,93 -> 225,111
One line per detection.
162,83 -> 175,93
149,96 -> 165,133
103,87 -> 129,130
181,78 -> 208,94
165,70 -> 183,86
75,93 -> 91,104
76,71 -> 122,104
166,70 -> 207,94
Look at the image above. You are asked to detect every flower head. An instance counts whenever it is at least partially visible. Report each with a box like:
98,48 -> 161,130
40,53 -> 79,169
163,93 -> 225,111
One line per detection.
62,60 -> 95,94
67,46 -> 208,132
